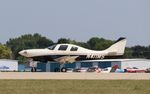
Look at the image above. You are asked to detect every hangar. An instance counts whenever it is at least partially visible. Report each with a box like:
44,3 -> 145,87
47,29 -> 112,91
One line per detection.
36,59 -> 150,72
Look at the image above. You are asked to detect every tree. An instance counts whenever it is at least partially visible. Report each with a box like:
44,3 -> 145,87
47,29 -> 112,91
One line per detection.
0,44 -> 12,59
57,38 -> 88,48
5,34 -> 150,60
147,45 -> 150,59
87,37 -> 114,50
143,45 -> 150,59
123,47 -> 133,58
57,38 -> 71,44
131,45 -> 146,58
6,33 -> 54,60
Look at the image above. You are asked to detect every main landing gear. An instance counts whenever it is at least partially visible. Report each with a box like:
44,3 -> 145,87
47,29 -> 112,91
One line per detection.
54,67 -> 67,72
61,67 -> 67,72
54,63 -> 67,72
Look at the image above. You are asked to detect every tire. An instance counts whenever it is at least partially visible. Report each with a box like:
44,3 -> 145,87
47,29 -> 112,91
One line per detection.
31,67 -> 36,72
61,67 -> 67,72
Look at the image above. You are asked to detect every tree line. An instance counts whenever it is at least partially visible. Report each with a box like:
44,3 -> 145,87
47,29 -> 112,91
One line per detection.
0,33 -> 150,63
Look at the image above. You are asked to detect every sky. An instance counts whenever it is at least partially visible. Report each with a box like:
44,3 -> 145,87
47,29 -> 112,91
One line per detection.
0,0 -> 150,46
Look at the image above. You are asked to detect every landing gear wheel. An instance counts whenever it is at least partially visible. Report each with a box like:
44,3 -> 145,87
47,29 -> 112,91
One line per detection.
61,67 -> 67,72
31,67 -> 37,72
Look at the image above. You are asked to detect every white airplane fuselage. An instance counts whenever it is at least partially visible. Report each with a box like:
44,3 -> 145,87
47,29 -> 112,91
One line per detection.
19,37 -> 127,63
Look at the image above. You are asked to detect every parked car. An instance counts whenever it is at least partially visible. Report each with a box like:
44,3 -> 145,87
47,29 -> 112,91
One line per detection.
87,67 -> 97,72
66,68 -> 74,72
115,69 -> 126,73
73,67 -> 88,72
101,67 -> 112,73
145,68 -> 150,73
127,67 -> 145,73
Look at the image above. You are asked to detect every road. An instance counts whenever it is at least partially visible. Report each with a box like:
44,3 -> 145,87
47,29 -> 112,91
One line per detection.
0,72 -> 150,80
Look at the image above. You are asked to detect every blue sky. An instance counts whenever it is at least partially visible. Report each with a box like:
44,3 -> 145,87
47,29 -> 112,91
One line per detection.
0,0 -> 150,46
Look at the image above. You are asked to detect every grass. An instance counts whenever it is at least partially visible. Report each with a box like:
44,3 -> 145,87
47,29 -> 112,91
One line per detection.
0,80 -> 150,94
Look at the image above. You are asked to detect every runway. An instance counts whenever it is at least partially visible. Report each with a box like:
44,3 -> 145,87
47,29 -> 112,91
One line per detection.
0,72 -> 150,80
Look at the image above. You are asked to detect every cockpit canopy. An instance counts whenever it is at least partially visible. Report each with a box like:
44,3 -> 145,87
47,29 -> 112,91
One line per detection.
47,44 -> 78,51
47,45 -> 56,50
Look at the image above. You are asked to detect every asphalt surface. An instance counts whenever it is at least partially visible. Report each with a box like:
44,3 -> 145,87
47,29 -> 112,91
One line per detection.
0,72 -> 150,80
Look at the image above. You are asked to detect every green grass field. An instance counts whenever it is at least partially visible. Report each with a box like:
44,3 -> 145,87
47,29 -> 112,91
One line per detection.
0,80 -> 150,94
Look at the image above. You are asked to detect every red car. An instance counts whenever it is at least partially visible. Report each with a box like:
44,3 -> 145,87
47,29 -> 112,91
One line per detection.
127,67 -> 145,73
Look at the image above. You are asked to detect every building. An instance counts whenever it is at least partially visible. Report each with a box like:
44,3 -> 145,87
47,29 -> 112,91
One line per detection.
36,59 -> 150,72
0,59 -> 18,71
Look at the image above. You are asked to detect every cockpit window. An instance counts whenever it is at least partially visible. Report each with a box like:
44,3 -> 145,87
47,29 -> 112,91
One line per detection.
70,46 -> 78,51
48,45 -> 56,50
58,45 -> 68,50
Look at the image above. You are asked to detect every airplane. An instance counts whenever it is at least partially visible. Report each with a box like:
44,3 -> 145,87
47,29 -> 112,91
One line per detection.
19,37 -> 127,72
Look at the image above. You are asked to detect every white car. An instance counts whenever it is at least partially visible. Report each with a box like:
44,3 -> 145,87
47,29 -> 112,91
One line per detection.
73,67 -> 88,72
101,67 -> 112,73
66,68 -> 74,72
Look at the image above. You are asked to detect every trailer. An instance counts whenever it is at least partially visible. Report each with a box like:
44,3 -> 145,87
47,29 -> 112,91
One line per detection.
0,59 -> 18,71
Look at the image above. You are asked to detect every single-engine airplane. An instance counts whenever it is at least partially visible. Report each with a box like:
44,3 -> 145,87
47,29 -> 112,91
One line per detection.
19,37 -> 127,72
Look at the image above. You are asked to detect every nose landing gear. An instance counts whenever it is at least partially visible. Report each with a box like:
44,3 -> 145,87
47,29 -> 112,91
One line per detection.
31,67 -> 37,72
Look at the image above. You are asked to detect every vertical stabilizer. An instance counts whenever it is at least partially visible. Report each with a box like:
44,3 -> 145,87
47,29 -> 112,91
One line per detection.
105,37 -> 127,56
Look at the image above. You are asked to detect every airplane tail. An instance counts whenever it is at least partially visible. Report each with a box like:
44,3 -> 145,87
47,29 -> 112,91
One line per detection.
105,37 -> 127,56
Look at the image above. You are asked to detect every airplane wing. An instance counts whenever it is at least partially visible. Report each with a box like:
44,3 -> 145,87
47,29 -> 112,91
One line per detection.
54,56 -> 79,63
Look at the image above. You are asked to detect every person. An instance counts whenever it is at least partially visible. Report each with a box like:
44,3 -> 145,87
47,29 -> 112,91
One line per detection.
95,67 -> 101,73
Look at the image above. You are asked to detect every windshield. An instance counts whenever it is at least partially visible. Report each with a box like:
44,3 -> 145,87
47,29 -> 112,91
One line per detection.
47,45 -> 56,50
